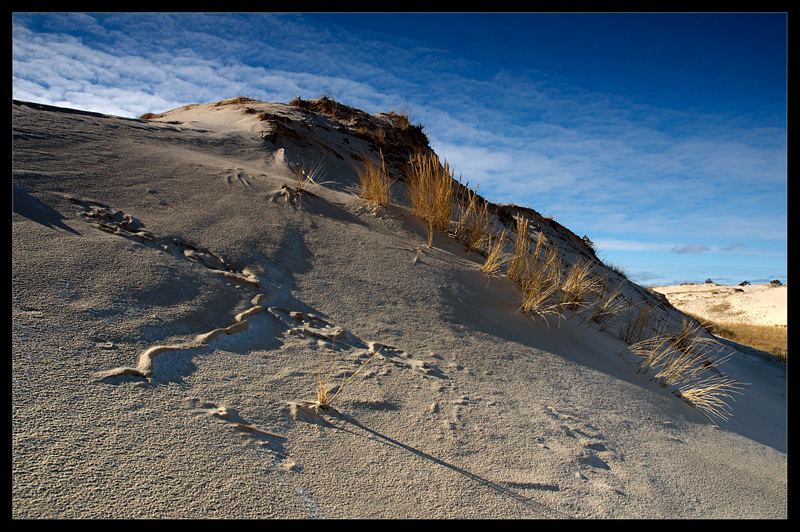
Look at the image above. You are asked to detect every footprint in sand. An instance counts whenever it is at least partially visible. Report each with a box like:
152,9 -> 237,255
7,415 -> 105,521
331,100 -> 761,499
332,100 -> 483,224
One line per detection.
543,405 -> 613,473
223,168 -> 254,188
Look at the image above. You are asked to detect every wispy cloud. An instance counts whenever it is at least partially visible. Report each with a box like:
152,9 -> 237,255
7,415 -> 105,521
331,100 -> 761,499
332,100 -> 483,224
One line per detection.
671,244 -> 710,255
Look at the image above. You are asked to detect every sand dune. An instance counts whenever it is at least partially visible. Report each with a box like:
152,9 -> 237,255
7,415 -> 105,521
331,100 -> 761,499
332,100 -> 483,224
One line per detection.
652,282 -> 787,327
12,98 -> 786,519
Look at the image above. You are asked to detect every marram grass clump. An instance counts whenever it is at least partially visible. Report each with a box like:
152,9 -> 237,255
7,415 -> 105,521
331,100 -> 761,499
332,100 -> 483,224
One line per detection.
355,149 -> 394,208
406,150 -> 456,238
623,320 -> 745,422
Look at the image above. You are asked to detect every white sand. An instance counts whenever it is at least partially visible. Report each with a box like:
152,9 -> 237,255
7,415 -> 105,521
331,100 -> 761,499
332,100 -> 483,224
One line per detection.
12,98 -> 787,519
652,283 -> 787,327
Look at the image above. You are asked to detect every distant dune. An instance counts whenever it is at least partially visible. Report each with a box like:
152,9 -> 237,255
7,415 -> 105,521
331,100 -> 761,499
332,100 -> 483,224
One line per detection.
651,283 -> 787,327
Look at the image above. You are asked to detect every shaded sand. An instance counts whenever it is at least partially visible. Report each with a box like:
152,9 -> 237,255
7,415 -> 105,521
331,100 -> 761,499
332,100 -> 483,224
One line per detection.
12,99 -> 786,519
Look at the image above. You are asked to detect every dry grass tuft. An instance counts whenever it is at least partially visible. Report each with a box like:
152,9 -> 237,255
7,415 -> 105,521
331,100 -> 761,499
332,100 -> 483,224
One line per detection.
618,301 -> 657,345
454,183 -> 492,253
354,149 -> 393,208
507,216 -> 534,283
557,259 -> 603,314
507,219 -> 562,318
310,339 -> 379,410
290,159 -> 327,193
520,245 -> 561,317
481,230 -> 508,276
589,279 -> 626,327
282,159 -> 330,209
673,374 -> 745,422
406,151 -> 455,233
623,320 -> 744,421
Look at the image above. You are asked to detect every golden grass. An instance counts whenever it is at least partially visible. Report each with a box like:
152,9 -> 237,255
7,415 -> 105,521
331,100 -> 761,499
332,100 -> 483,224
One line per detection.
354,149 -> 393,208
311,339 -> 379,410
557,259 -> 603,314
617,301 -> 660,345
589,279 -> 625,328
623,319 -> 744,421
290,158 -> 327,193
685,312 -> 787,361
281,159 -> 331,209
406,150 -> 455,238
506,219 -> 562,317
507,216 -> 534,283
481,229 -> 508,276
454,183 -> 491,253
674,374 -> 745,422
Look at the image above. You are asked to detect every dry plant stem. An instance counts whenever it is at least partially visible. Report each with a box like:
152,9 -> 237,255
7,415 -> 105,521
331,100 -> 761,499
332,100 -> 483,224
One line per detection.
313,339 -> 379,410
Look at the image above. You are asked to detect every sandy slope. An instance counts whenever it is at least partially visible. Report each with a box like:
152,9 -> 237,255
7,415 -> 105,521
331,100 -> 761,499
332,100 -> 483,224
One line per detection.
12,99 -> 787,519
652,283 -> 787,327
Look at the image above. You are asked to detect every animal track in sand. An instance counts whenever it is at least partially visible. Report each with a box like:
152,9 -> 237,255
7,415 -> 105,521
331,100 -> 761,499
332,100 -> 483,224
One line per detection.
223,168 -> 254,188
267,307 -> 435,376
68,196 -> 260,287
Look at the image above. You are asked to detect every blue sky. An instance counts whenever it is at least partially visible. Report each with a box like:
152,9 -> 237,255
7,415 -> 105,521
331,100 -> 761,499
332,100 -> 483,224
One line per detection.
12,12 -> 787,286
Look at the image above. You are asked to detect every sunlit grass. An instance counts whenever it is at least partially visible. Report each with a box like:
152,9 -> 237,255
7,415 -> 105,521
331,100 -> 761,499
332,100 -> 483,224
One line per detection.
685,311 -> 787,361
355,149 -> 393,208
454,183 -> 491,253
623,319 -> 744,422
481,229 -> 508,276
406,150 -> 455,240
